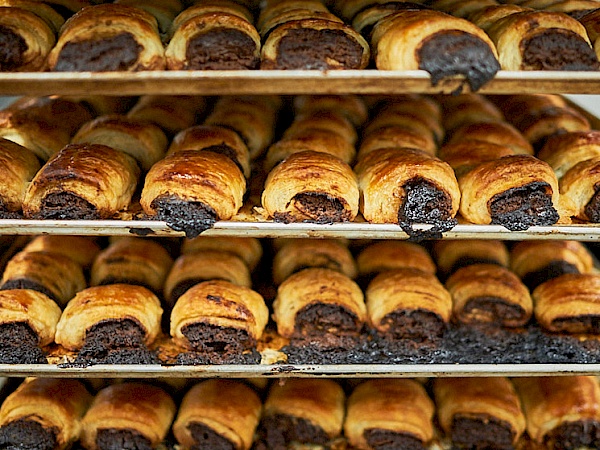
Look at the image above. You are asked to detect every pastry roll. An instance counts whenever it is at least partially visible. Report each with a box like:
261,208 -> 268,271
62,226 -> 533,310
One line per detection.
140,150 -> 246,238
170,280 -> 268,355
356,148 -> 461,235
486,10 -> 599,70
258,379 -> 345,449
272,267 -> 367,338
559,156 -> 600,222
90,237 -> 173,295
351,1 -> 432,38
71,115 -> 168,171
510,241 -> 594,291
22,236 -> 101,269
532,273 -> 600,334
261,151 -> 359,224
447,121 -> 533,156
293,95 -> 368,127
173,380 -> 261,450
344,379 -> 435,450
23,143 -> 140,220
372,10 -> 500,91
458,154 -> 560,230
1,250 -> 86,307
80,383 -> 175,450
366,268 -> 452,340
114,0 -> 183,36
166,2 -> 261,70
434,378 -> 526,449
287,110 -> 358,146
47,4 -> 166,71
181,236 -> 262,271
538,130 -> 600,179
357,241 -> 436,278
64,95 -> 136,116
581,9 -> 600,59
273,239 -> 357,285
433,239 -> 510,279
446,263 -> 533,327
440,140 -> 516,178
0,138 -> 40,217
514,376 -> 600,448
440,94 -> 504,133
55,284 -> 163,351
164,251 -> 251,304
0,378 -> 92,450
365,108 -> 443,147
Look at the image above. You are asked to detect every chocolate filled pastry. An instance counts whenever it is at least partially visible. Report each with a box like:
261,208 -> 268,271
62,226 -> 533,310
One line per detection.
447,121 -> 534,156
261,151 -> 359,224
581,9 -> 600,59
293,95 -> 368,127
170,280 -> 268,363
446,263 -> 533,327
344,379 -> 435,450
72,115 -> 168,172
23,143 -> 140,220
1,250 -> 86,307
273,239 -> 357,285
351,1 -> 432,38
91,237 -> 173,296
47,4 -> 166,71
80,382 -> 176,450
538,130 -> 600,179
0,378 -> 92,450
173,379 -> 262,450
140,150 -> 246,238
257,379 -> 345,449
364,107 -> 444,148
372,10 -> 500,92
366,268 -> 452,341
434,377 -> 526,450
357,241 -> 437,279
486,10 -> 599,70
355,148 -> 461,238
439,94 -> 504,134
164,251 -> 251,304
0,138 -> 40,217
55,284 -> 163,364
457,154 -> 560,230
115,0 -> 183,36
358,126 -> 437,161
181,236 -> 262,271
0,1 -> 63,71
166,2 -> 261,70
433,239 -> 510,279
0,289 -> 61,363
532,273 -> 600,334
287,110 -> 358,146
559,156 -> 600,223
510,240 -> 594,291
22,235 -> 101,269
439,140 -> 516,179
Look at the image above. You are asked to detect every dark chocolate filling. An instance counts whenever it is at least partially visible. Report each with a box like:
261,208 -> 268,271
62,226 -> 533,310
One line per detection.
0,322 -> 46,364
295,303 -> 361,336
489,181 -> 559,231
380,309 -> 446,342
0,25 -> 27,71
257,413 -> 330,450
522,260 -> 580,291
585,184 -> 600,223
274,28 -> 364,70
35,192 -> 100,220
0,279 -> 59,304
175,347 -> 261,365
417,30 -> 500,92
95,428 -> 152,450
0,418 -> 57,450
543,419 -> 600,450
462,297 -> 526,326
364,429 -> 425,450
451,414 -> 515,450
188,422 -> 236,450
185,28 -> 259,70
551,315 -> 600,334
202,144 -> 245,175
150,195 -> 218,239
53,33 -> 142,72
521,29 -> 599,71
273,192 -> 348,224
180,322 -> 256,354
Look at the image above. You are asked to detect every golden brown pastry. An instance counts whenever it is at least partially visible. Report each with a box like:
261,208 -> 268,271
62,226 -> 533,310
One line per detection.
434,0 -> 498,18
433,239 -> 510,279
559,156 -> 600,223
538,130 -> 600,179
581,9 -> 600,59
47,4 -> 166,71
440,94 -> 505,133
80,382 -> 176,450
257,379 -> 345,449
181,236 -> 262,271
164,251 -> 252,304
510,240 -> 594,291
90,237 -> 173,295
468,4 -> 528,32
366,268 -> 452,340
344,379 -> 435,450
272,267 -> 366,338
365,106 -> 444,147
71,115 -> 168,172
532,273 -> 600,334
440,140 -> 516,178
447,121 -> 533,156
166,2 -> 261,70
351,1 -> 432,38
358,126 -> 437,161
0,138 -> 40,217
457,154 -> 560,230
22,236 -> 101,269
55,283 -> 163,351
357,241 -> 436,278
293,95 -> 368,127
1,250 -> 86,307
261,150 -> 359,224
287,109 -> 358,146
545,0 -> 600,19
372,10 -> 500,91
114,0 -> 183,36
170,280 -> 268,354
23,143 -> 140,220
0,378 -> 92,450
140,150 -> 246,238
434,378 -> 526,449
173,380 -> 262,450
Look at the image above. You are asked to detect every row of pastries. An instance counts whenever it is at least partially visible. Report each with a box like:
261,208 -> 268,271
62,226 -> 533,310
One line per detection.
0,375 -> 599,450
1,93 -> 600,237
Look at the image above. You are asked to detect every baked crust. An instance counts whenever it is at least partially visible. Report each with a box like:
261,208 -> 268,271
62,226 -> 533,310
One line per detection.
447,121 -> 533,156
181,236 -> 262,271
127,95 -> 206,136
22,236 -> 100,269
357,241 -> 436,277
0,138 -> 40,213
510,240 -> 594,279
433,239 -> 509,278
538,130 -> 600,179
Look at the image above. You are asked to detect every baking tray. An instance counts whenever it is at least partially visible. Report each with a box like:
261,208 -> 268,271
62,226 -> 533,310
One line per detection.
2,70 -> 600,96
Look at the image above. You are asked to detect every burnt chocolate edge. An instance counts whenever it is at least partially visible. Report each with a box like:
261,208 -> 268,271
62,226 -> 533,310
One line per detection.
150,195 -> 218,239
